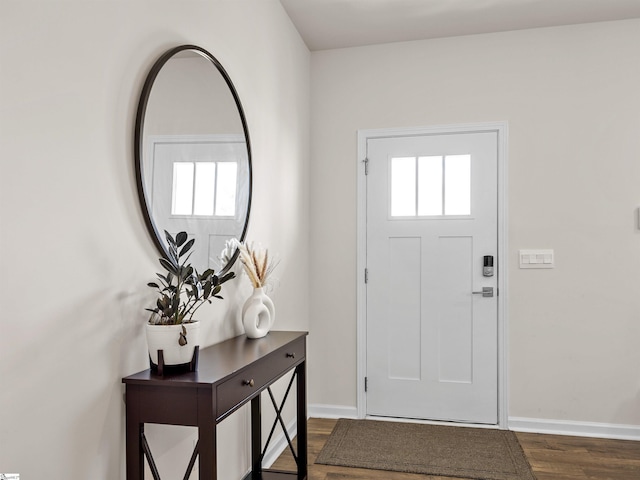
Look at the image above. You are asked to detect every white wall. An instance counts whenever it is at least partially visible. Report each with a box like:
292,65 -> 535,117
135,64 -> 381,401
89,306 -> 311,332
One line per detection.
308,20 -> 640,429
0,1 -> 309,478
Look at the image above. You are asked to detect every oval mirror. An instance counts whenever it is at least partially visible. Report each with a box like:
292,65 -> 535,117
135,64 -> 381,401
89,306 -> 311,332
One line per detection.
135,45 -> 252,274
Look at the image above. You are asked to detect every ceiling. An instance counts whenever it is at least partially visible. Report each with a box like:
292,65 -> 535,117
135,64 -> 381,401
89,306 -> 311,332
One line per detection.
279,0 -> 640,51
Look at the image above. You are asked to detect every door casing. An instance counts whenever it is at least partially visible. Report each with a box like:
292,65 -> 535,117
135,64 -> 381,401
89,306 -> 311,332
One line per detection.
356,122 -> 509,428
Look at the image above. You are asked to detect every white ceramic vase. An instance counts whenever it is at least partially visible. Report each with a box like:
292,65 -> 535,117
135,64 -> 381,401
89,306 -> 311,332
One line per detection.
146,321 -> 200,366
242,287 -> 275,339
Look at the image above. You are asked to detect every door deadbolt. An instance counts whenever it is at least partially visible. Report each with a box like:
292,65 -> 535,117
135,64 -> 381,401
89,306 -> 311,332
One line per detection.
483,255 -> 494,277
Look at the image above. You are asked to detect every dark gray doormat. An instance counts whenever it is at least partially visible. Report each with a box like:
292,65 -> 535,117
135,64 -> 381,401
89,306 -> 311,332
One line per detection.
315,418 -> 536,480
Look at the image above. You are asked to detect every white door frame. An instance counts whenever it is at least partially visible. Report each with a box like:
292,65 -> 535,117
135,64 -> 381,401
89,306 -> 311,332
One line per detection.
356,122 -> 509,428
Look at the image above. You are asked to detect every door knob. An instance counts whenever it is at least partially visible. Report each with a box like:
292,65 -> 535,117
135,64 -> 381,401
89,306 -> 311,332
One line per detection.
472,287 -> 494,297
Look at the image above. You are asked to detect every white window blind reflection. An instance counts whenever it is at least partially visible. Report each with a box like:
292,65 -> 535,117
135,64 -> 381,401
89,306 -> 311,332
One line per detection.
215,162 -> 238,216
172,162 -> 194,215
193,162 -> 216,216
391,157 -> 416,216
171,161 -> 238,217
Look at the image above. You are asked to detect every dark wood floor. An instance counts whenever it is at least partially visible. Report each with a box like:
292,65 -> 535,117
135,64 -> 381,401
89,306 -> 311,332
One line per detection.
270,418 -> 640,480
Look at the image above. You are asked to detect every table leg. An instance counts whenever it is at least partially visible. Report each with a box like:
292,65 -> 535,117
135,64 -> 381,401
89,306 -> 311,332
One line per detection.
197,387 -> 217,480
125,387 -> 144,480
251,395 -> 262,479
296,362 -> 307,480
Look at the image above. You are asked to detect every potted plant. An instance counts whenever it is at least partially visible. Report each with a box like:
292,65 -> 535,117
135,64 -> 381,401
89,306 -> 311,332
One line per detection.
146,230 -> 234,368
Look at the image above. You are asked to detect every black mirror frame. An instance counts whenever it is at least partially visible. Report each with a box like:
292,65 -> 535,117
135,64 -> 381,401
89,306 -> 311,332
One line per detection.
134,44 -> 252,274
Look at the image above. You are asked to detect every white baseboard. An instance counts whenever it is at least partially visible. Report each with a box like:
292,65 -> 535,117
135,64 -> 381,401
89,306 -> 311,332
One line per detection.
308,404 -> 359,419
306,406 -> 640,441
509,416 -> 640,441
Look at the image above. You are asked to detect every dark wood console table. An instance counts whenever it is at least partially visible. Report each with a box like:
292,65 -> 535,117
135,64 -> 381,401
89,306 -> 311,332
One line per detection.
123,330 -> 308,480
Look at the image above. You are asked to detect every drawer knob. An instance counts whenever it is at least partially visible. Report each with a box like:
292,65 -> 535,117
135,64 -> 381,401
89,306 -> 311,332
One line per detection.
243,379 -> 255,387
286,352 -> 295,359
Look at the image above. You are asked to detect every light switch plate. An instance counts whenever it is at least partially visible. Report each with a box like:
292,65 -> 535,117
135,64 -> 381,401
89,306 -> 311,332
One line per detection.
519,249 -> 554,269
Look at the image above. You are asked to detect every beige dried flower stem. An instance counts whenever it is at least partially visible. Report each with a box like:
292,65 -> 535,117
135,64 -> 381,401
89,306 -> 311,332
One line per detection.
238,242 -> 278,289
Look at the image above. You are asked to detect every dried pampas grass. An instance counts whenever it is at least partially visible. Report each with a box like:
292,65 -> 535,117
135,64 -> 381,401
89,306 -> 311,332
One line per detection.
237,241 -> 279,289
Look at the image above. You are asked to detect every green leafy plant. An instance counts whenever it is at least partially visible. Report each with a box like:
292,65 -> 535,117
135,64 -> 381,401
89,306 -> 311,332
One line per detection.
146,231 -> 235,327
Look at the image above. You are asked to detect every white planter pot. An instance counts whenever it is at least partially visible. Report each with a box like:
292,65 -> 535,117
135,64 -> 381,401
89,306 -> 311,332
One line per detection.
242,288 -> 275,339
146,321 -> 200,366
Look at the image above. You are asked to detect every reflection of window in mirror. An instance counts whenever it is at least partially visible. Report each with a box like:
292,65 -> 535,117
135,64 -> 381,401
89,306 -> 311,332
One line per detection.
390,154 -> 471,217
171,161 -> 238,217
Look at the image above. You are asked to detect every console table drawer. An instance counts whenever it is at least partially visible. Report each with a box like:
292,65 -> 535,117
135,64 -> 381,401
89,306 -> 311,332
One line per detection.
216,337 -> 304,419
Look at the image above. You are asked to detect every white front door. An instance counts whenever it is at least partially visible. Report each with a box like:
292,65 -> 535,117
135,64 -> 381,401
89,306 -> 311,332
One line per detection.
365,129 -> 499,424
